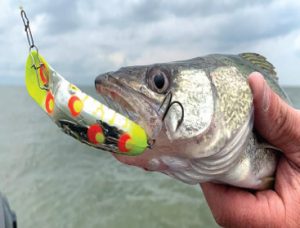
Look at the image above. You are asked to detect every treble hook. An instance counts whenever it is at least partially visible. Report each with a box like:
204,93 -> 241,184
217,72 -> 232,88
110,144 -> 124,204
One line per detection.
158,91 -> 184,131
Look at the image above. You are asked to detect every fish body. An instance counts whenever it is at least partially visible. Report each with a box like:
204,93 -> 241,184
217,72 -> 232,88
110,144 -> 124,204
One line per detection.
95,53 -> 289,189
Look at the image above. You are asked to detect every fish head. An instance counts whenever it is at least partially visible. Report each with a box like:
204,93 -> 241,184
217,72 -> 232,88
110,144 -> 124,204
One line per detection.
95,65 -> 170,139
95,61 -> 217,172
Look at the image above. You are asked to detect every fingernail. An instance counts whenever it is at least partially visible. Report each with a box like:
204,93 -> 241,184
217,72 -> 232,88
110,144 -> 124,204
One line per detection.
262,80 -> 270,112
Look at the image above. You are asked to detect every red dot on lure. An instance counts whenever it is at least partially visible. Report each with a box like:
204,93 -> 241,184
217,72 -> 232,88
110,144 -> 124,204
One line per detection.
68,96 -> 83,117
118,134 -> 132,153
45,91 -> 54,114
39,63 -> 48,85
88,124 -> 105,144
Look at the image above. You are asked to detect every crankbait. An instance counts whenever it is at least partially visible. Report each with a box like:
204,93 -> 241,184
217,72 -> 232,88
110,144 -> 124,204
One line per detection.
21,8 -> 149,156
25,51 -> 148,155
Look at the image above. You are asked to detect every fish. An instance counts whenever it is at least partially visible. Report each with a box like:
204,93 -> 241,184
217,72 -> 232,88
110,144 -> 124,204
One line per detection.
95,53 -> 290,190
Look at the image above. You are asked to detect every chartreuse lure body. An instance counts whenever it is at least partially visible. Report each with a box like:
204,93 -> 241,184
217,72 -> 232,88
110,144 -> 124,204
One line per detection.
25,51 -> 148,155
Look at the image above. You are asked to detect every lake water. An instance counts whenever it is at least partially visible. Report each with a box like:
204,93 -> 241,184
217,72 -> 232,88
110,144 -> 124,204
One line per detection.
0,86 -> 299,228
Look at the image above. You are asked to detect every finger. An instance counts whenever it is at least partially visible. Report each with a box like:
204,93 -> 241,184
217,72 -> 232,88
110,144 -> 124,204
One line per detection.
200,183 -> 284,227
248,72 -> 300,164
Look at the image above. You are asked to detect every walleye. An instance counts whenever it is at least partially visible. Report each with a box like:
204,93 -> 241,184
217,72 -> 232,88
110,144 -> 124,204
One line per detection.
95,53 -> 290,190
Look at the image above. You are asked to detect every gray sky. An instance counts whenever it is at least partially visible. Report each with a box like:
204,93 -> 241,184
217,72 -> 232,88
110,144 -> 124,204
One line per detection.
1,0 -> 300,85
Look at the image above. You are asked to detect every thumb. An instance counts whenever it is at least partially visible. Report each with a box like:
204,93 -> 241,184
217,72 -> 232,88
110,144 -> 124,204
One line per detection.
248,72 -> 300,165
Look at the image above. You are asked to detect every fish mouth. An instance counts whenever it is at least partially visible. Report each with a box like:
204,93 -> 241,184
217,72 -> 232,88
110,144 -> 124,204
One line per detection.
95,74 -> 139,122
95,74 -> 163,138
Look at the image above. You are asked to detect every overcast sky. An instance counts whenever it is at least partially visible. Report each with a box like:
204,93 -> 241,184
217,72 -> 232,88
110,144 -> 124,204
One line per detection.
1,0 -> 300,85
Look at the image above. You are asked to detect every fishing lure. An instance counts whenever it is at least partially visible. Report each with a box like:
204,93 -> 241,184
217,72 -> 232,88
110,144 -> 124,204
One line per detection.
25,51 -> 148,155
21,8 -> 149,156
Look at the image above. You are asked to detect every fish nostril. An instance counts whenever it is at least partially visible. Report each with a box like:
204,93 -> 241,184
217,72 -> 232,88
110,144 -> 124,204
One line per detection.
95,75 -> 103,88
95,73 -> 112,89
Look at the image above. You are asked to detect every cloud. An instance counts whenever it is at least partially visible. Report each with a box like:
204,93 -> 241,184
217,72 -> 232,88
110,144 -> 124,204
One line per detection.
1,0 -> 300,85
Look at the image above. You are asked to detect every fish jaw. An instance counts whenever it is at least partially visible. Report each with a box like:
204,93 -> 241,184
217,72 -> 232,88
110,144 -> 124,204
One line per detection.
95,73 -> 163,140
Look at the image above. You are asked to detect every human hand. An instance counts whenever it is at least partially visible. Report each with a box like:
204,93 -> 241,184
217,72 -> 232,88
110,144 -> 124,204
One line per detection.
200,72 -> 300,227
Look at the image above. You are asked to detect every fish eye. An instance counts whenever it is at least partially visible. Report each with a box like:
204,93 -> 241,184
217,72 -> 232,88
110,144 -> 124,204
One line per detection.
154,73 -> 165,89
147,68 -> 170,94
